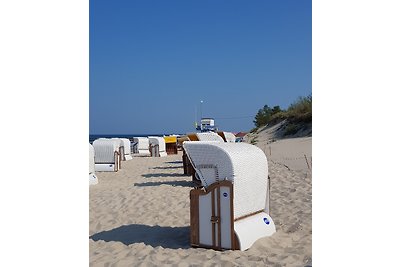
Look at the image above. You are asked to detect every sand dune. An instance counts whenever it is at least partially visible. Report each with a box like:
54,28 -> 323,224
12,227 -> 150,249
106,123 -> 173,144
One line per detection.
245,121 -> 312,172
90,148 -> 312,266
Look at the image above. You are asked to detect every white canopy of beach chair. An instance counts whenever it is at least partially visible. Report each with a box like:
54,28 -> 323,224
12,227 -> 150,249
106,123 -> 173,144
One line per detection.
111,138 -> 126,161
148,136 -> 167,157
196,132 -> 224,142
118,138 -> 133,160
92,138 -> 121,172
223,132 -> 237,143
183,141 -> 275,251
133,137 -> 151,156
89,143 -> 98,185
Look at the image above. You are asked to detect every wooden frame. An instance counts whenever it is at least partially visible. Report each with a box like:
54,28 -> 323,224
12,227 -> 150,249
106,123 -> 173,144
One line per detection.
182,150 -> 194,176
189,177 -> 271,250
190,180 -> 236,250
165,143 -> 178,154
187,133 -> 199,141
217,131 -> 227,142
114,151 -> 119,171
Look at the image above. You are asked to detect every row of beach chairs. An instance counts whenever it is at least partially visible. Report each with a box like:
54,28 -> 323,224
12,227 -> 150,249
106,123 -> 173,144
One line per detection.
88,138 -> 132,185
89,136 -> 179,184
89,132 -> 276,251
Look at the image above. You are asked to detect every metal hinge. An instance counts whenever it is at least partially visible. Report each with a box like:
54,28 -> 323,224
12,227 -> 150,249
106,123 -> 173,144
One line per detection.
210,216 -> 220,223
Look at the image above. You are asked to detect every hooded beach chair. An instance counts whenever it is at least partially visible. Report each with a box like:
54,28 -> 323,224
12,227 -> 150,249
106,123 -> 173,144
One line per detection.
183,141 -> 276,251
177,135 -> 190,149
148,136 -> 168,157
164,136 -> 178,155
120,138 -> 133,160
111,138 -> 125,161
217,131 -> 237,143
224,132 -> 237,143
92,138 -> 121,172
89,143 -> 98,185
196,132 -> 225,142
133,137 -> 151,156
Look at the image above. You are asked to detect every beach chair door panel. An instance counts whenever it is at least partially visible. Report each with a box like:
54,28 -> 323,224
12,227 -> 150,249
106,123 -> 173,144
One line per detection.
219,185 -> 233,249
196,182 -> 233,250
198,193 -> 213,246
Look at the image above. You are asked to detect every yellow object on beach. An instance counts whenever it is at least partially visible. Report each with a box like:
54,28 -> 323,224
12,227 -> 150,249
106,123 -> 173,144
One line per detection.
164,136 -> 177,144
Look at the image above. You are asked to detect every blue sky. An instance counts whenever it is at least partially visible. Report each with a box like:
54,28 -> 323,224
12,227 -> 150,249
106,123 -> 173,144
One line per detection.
90,0 -> 311,134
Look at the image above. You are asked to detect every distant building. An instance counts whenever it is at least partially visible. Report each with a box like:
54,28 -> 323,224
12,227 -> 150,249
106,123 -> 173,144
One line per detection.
196,118 -> 218,132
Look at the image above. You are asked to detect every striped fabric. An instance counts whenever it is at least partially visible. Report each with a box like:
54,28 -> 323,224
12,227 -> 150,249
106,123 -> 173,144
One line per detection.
183,141 -> 269,220
92,139 -> 120,163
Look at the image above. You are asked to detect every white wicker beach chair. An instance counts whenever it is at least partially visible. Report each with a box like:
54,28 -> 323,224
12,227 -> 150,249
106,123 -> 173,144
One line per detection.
196,132 -> 225,142
111,138 -> 126,161
183,141 -> 276,251
89,144 -> 98,185
148,136 -> 168,157
133,137 -> 151,156
120,138 -> 133,160
92,139 -> 121,172
223,132 -> 237,143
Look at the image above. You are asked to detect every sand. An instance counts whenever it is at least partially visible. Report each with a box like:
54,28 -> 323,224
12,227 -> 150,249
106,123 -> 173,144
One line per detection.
90,142 -> 312,266
245,121 -> 312,172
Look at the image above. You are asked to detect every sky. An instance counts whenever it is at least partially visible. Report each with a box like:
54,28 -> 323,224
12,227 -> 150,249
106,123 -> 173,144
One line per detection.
90,0 -> 311,134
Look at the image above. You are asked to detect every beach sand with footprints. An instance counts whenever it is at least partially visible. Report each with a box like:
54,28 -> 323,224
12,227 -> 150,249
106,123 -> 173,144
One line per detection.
90,137 -> 311,266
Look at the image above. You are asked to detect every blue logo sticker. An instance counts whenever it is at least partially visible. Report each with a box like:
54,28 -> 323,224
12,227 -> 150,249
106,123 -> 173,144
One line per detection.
223,192 -> 228,197
263,217 -> 270,225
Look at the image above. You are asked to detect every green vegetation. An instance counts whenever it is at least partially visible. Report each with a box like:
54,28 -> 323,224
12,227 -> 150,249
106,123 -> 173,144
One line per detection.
250,137 -> 258,145
253,94 -> 312,130
284,95 -> 312,123
253,105 -> 283,128
283,123 -> 300,136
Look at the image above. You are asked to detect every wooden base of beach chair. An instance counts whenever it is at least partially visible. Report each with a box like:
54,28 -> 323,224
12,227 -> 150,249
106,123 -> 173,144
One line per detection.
182,151 -> 192,175
136,150 -> 151,157
95,151 -> 120,172
190,181 -> 276,251
190,181 -> 236,250
124,154 -> 133,161
94,163 -> 117,172
166,143 -> 178,154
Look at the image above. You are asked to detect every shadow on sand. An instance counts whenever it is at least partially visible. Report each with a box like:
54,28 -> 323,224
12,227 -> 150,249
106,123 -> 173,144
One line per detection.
134,180 -> 194,187
90,224 -> 190,249
142,172 -> 186,178
165,161 -> 183,164
152,166 -> 182,170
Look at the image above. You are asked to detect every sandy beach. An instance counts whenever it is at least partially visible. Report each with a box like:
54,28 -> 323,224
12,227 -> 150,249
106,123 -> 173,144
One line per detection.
89,135 -> 312,266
